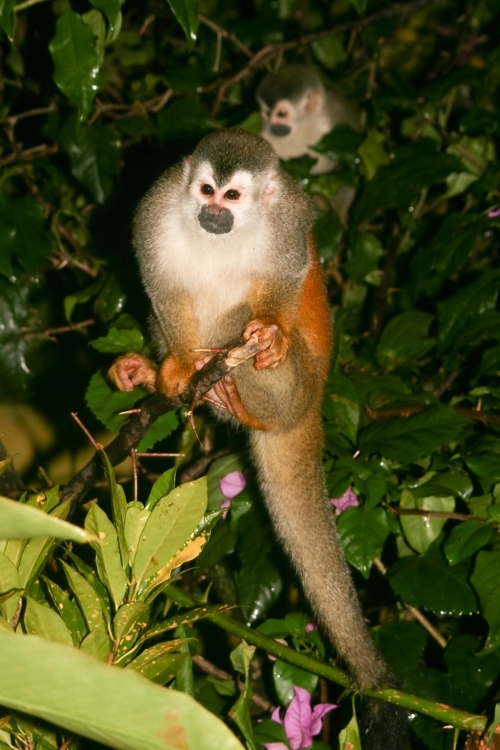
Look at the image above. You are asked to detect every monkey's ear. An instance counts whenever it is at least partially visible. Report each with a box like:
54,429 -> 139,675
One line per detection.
306,88 -> 324,113
263,172 -> 279,206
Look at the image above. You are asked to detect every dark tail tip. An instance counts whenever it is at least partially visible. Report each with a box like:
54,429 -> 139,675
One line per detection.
358,697 -> 410,750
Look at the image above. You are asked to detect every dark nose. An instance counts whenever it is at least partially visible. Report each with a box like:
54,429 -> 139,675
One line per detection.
271,124 -> 291,137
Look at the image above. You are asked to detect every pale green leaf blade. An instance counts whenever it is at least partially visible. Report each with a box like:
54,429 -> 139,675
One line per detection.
0,632 -> 244,750
43,577 -> 88,645
124,502 -> 150,565
165,0 -> 199,49
80,628 -> 112,662
61,561 -> 108,633
0,551 -> 20,622
23,597 -> 74,647
0,496 -> 93,542
145,467 -> 177,511
49,9 -> 100,120
85,504 -> 128,609
126,642 -> 188,684
133,478 -> 207,597
17,501 -> 75,589
100,450 -> 128,569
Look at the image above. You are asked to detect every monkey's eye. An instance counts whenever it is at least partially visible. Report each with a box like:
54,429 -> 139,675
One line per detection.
277,109 -> 288,118
201,184 -> 214,195
224,189 -> 240,201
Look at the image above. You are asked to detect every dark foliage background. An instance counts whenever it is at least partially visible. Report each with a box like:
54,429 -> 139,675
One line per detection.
1,0 -> 500,747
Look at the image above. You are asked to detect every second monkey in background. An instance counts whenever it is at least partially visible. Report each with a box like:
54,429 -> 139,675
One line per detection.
257,64 -> 361,221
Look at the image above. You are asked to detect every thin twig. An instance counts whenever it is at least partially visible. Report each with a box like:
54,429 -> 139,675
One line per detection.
209,0 -> 442,114
18,319 -> 95,339
70,413 -> 103,452
14,0 -> 49,11
193,655 -> 274,712
133,452 -> 185,458
198,15 -> 253,58
0,143 -> 59,169
0,104 -> 56,125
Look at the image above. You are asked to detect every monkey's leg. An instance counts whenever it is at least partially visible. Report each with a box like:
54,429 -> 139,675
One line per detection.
108,353 -> 158,392
209,376 -> 270,431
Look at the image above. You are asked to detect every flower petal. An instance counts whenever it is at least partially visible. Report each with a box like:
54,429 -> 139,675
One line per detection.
271,706 -> 283,724
310,703 -> 338,736
219,471 -> 247,498
283,687 -> 313,749
330,487 -> 359,515
263,744 -> 288,750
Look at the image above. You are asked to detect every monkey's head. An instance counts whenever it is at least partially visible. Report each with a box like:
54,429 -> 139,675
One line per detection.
185,130 -> 280,236
257,65 -> 325,140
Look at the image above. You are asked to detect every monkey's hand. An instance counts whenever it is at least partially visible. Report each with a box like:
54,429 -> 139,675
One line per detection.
208,375 -> 270,430
157,355 -> 195,398
244,320 -> 290,370
108,353 -> 158,392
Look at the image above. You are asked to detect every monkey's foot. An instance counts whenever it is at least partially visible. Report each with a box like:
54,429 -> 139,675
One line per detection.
108,353 -> 158,392
210,376 -> 270,430
244,319 -> 290,369
157,355 -> 195,398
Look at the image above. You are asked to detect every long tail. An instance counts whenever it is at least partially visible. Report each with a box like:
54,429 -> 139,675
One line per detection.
250,412 -> 410,748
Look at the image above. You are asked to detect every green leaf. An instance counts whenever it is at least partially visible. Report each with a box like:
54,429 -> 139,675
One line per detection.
124,502 -> 151,566
338,704 -> 361,750
437,271 -> 500,354
113,602 -> 149,661
0,632 -> 244,749
64,276 -> 104,324
359,406 -> 469,464
358,130 -> 390,180
0,551 -> 20,622
272,659 -> 318,706
133,478 -> 207,598
399,489 -> 455,554
23,597 -> 73,647
49,10 -> 101,120
101,450 -> 129,572
323,372 -> 360,443
80,628 -> 112,662
337,506 -> 389,578
61,561 -> 108,633
59,121 -> 121,203
86,369 -> 144,432
470,550 -> 500,652
43,578 -> 87,645
229,642 -> 257,750
90,0 -> 123,36
136,410 -> 180,452
0,196 -> 52,277
389,545 -> 478,616
372,620 -> 427,677
444,522 -> 492,566
444,634 -> 500,711
0,0 -> 15,42
312,125 -> 363,165
165,0 -> 199,49
311,34 -> 346,72
344,232 -> 384,285
0,496 -> 92,543
17,501 -> 74,590
126,642 -> 188,684
91,327 -> 144,354
145,468 -> 177,511
376,311 -> 435,372
349,0 -> 368,14
85,504 -> 128,610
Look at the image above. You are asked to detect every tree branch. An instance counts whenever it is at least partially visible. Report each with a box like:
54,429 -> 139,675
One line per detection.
61,336 -> 263,505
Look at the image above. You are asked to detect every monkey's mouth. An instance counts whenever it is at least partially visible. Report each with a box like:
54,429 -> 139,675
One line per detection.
198,205 -> 234,234
270,124 -> 291,137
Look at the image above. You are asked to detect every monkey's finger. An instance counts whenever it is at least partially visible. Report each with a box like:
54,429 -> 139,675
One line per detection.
194,354 -> 216,370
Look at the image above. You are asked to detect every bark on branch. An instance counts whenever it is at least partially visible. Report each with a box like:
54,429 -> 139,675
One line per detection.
61,336 -> 263,505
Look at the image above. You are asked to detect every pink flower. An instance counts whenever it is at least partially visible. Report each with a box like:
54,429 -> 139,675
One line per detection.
305,622 -> 317,632
219,471 -> 247,498
265,686 -> 337,750
330,488 -> 358,515
487,207 -> 500,218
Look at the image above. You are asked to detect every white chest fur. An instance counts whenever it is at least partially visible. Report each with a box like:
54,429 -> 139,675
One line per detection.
154,212 -> 271,342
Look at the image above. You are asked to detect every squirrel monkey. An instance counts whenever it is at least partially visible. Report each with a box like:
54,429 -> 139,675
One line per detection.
257,64 -> 361,222
108,129 -> 408,749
